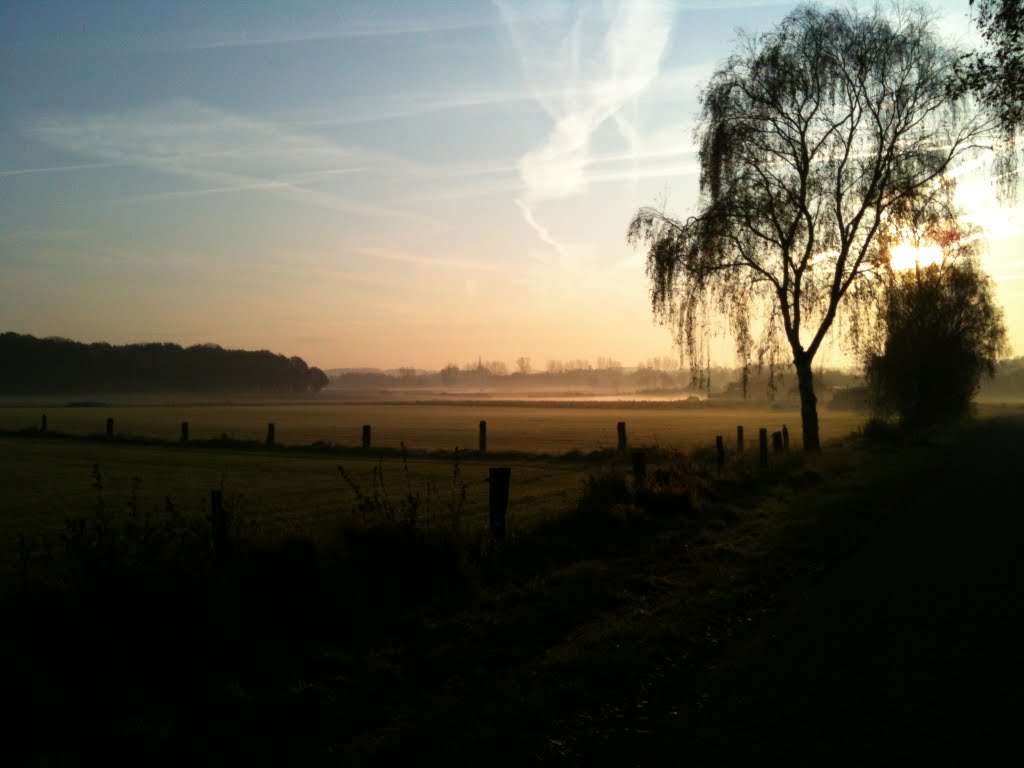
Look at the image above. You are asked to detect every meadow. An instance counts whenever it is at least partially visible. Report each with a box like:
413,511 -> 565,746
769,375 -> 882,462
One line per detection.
0,399 -> 867,584
7,398 -> 1016,764
0,399 -> 866,453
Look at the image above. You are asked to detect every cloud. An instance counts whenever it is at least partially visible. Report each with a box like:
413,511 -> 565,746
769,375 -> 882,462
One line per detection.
27,101 -> 425,221
503,0 -> 675,204
0,161 -> 126,177
193,18 -> 503,51
348,245 -> 510,274
513,198 -> 570,262
498,0 -> 676,256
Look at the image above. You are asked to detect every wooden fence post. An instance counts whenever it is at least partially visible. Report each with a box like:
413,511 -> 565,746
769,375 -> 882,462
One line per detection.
736,425 -> 744,453
479,420 -> 487,454
772,431 -> 783,454
106,417 -> 114,438
362,424 -> 371,450
40,414 -> 47,432
180,421 -> 189,442
632,451 -> 647,488
266,423 -> 275,445
210,490 -> 232,569
716,435 -> 725,470
488,467 -> 511,544
782,425 -> 790,451
617,421 -> 627,454
759,428 -> 768,468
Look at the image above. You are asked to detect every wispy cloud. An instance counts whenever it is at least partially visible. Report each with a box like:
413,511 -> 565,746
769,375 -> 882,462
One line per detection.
0,161 -> 127,177
194,18 -> 501,51
513,199 -> 570,262
27,101 -> 425,220
499,0 -> 676,255
503,0 -> 675,203
116,167 -> 366,204
349,245 -> 510,274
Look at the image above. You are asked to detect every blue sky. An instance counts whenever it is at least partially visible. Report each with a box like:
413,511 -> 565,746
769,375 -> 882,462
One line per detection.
2,0 -> 1020,369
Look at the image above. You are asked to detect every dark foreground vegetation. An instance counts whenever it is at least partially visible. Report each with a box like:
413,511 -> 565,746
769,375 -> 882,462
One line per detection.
2,414 -> 1001,766
0,332 -> 329,395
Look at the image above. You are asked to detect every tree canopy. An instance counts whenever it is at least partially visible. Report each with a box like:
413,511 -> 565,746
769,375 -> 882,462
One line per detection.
0,333 -> 330,395
865,254 -> 1008,428
963,0 -> 1023,137
628,3 -> 993,451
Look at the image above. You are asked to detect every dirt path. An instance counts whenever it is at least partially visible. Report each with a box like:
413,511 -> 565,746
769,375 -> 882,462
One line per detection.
597,416 -> 1023,766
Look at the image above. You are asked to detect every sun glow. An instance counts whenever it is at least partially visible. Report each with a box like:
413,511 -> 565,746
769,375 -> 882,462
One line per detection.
890,243 -> 944,272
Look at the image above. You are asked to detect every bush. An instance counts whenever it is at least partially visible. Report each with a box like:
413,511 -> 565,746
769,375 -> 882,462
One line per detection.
866,258 -> 1007,429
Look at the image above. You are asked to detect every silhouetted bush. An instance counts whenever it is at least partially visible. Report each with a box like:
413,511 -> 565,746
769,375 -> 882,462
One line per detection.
865,260 -> 1007,428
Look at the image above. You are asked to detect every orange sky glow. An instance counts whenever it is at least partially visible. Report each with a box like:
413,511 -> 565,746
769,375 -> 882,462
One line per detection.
1,0 -> 1021,371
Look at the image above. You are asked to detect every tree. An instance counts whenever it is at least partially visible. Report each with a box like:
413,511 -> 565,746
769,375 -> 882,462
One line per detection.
307,367 -> 330,393
963,1 -> 1023,138
515,356 -> 532,375
627,3 -> 992,451
440,363 -> 460,384
865,255 -> 1007,428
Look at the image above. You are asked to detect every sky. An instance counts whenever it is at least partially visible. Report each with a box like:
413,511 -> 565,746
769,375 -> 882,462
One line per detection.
2,0 -> 1021,371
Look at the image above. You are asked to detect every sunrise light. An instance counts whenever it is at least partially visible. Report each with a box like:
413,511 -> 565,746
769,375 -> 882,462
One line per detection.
890,243 -> 945,272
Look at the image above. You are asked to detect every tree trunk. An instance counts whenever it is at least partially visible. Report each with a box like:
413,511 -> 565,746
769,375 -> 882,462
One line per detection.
795,356 -> 821,452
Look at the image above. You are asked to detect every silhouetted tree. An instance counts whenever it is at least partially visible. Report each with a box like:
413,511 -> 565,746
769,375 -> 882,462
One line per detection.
439,363 -> 459,384
0,333 -> 325,395
963,1 -> 1023,136
865,256 -> 1007,428
956,0 -> 1024,194
485,360 -> 509,376
307,367 -> 330,393
628,3 -> 992,451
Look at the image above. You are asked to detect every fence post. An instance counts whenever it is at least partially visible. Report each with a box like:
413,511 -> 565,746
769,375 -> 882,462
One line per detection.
266,423 -> 275,445
759,428 -> 768,468
488,467 -> 511,544
736,425 -> 743,453
617,421 -> 627,454
210,489 -> 232,569
782,425 -> 790,451
40,414 -> 47,432
479,420 -> 487,454
716,435 -> 725,470
106,417 -> 114,438
180,421 -> 189,442
772,431 -> 783,454
632,451 -> 647,488
362,424 -> 371,450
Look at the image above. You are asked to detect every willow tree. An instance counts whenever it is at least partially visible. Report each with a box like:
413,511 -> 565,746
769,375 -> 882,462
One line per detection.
627,4 -> 992,451
964,0 -> 1023,137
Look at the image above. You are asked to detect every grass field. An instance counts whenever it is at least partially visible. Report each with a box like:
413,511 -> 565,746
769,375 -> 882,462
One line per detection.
0,437 -> 593,548
0,400 -> 866,453
0,400 -> 874,585
6,399 -> 1014,764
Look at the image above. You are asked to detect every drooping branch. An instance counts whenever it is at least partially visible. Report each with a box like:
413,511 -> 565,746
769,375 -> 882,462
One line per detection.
628,3 -> 996,450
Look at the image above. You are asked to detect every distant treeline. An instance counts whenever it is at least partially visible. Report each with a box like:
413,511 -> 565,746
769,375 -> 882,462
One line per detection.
327,359 -> 866,398
329,360 -> 691,392
0,333 -> 329,395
